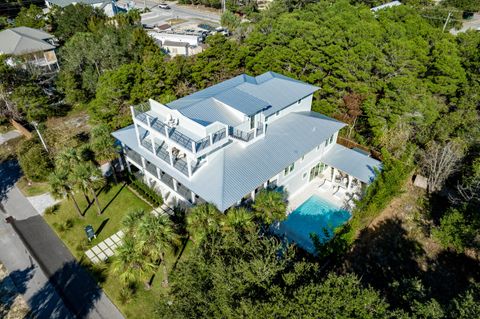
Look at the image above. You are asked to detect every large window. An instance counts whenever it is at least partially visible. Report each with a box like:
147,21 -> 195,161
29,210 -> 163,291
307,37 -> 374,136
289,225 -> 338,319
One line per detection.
309,162 -> 326,181
284,162 -> 295,176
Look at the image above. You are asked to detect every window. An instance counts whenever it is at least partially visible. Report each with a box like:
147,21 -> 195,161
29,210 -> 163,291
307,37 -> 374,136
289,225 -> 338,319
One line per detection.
250,115 -> 255,129
297,99 -> 301,104
301,155 -> 305,161
302,172 -> 307,180
317,145 -> 321,151
329,135 -> 335,144
284,162 -> 295,176
276,111 -> 280,116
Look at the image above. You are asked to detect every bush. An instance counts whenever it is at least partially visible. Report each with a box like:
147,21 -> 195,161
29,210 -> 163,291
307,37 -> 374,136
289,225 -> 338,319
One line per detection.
64,218 -> 75,230
17,139 -> 53,182
44,203 -> 60,215
127,175 -> 163,207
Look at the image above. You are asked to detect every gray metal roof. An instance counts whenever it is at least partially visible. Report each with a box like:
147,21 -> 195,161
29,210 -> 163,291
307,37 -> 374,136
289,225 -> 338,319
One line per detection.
0,27 -> 55,55
321,144 -> 382,183
176,98 -> 243,127
113,111 -> 346,211
46,0 -> 106,7
162,40 -> 189,47
167,71 -> 319,122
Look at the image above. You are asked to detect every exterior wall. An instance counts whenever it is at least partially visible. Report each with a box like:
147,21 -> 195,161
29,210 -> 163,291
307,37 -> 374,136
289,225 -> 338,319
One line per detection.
164,45 -> 188,57
265,94 -> 313,124
147,32 -> 201,46
272,130 -> 338,197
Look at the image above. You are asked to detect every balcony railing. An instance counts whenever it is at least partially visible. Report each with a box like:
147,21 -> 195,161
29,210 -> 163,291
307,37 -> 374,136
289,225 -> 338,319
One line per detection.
133,106 -> 228,154
229,122 -> 265,142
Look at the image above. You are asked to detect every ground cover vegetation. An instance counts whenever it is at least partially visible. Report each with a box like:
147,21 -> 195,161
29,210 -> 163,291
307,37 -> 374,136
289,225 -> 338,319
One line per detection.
0,0 -> 479,317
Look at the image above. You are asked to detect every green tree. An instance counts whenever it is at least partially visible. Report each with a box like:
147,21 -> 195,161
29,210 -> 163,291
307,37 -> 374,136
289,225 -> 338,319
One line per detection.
17,139 -> 53,182
90,124 -> 119,182
72,162 -> 105,215
252,190 -> 287,225
186,203 -> 222,245
48,168 -> 83,218
432,208 -> 476,252
15,5 -> 45,29
112,236 -> 154,286
442,0 -> 480,13
10,84 -> 50,122
220,10 -> 241,31
223,206 -> 255,234
138,213 -> 179,287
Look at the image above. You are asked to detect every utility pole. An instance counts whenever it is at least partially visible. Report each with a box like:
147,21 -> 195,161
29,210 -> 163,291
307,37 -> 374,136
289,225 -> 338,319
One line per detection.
32,121 -> 48,153
221,0 -> 225,13
442,12 -> 452,32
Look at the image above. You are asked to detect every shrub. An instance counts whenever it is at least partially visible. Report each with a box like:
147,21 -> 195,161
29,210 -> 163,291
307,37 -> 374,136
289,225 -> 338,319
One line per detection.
17,138 -> 53,182
44,203 -> 60,215
127,175 -> 163,207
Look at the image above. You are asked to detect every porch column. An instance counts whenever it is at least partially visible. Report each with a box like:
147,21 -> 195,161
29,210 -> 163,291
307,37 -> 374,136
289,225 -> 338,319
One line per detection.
263,181 -> 268,188
251,190 -> 256,201
191,191 -> 196,204
187,159 -> 192,177
168,147 -> 174,166
156,167 -> 161,180
125,158 -> 132,174
347,175 -> 353,189
173,179 -> 178,192
134,123 -> 141,145
141,156 -> 146,170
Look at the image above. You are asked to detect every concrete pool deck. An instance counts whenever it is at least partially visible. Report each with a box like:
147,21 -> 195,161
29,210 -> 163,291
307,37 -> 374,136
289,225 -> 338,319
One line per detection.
287,177 -> 352,214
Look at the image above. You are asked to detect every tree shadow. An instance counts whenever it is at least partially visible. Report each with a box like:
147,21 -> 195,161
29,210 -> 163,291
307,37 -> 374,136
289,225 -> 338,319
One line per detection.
339,216 -> 480,312
100,183 -> 125,214
341,217 -> 426,308
0,160 -> 22,202
95,218 -> 109,237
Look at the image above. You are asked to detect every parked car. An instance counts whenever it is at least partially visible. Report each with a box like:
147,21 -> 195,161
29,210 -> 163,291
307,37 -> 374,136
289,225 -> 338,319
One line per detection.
198,23 -> 215,32
158,3 -> 170,9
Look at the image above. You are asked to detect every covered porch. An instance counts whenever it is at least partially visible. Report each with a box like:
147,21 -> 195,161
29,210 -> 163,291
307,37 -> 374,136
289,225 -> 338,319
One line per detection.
288,144 -> 382,212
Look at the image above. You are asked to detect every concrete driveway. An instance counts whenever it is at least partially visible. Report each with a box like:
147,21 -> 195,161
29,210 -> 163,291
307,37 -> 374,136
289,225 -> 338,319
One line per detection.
0,161 -> 124,319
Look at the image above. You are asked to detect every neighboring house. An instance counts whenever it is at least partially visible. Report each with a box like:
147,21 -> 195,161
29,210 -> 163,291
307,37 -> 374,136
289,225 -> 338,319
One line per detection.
371,1 -> 401,12
44,0 -> 125,17
112,72 -> 382,211
161,40 -> 203,57
0,27 -> 59,72
257,0 -> 273,10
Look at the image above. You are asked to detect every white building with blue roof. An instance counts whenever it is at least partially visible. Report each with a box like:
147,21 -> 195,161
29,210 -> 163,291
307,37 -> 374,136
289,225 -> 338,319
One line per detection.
112,72 -> 382,211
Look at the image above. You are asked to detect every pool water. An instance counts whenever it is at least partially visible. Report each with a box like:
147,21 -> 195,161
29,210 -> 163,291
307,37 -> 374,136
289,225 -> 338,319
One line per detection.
273,195 -> 351,253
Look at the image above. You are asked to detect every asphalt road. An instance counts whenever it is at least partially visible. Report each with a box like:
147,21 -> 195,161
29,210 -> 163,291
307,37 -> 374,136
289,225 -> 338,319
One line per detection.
0,161 -> 124,319
120,0 -> 220,26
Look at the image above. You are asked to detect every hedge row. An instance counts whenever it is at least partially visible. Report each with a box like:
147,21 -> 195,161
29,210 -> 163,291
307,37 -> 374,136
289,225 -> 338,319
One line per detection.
129,177 -> 163,207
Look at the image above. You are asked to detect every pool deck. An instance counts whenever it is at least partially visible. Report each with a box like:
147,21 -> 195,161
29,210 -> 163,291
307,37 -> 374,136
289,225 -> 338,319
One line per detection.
287,177 -> 353,213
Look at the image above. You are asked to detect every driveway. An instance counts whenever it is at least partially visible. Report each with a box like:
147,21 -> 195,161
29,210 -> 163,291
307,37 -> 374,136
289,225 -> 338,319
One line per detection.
0,161 -> 124,319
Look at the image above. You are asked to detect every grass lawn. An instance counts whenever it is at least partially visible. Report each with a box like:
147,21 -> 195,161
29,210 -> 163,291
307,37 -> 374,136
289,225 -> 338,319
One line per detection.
16,177 -> 50,197
44,182 -> 191,318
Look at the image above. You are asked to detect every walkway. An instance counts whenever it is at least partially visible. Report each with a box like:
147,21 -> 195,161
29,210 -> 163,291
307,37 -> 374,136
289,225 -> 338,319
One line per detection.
85,231 -> 124,264
0,161 -> 124,319
0,130 -> 21,145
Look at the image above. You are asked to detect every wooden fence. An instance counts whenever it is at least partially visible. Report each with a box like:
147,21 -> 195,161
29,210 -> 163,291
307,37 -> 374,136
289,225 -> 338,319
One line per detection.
10,119 -> 32,139
337,136 -> 382,161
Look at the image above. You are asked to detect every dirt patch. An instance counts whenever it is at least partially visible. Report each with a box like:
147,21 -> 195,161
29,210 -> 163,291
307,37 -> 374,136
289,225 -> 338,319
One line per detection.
44,111 -> 90,155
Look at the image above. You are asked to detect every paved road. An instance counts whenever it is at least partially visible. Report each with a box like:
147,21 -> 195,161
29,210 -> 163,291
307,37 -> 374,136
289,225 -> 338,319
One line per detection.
120,0 -> 220,26
0,161 -> 124,319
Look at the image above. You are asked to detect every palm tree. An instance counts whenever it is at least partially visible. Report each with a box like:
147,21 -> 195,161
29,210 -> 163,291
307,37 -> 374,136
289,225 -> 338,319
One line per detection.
111,237 -> 155,287
91,125 -> 119,183
56,148 -> 91,204
251,190 -> 287,225
122,209 -> 146,236
138,214 -> 179,288
186,203 -> 222,245
72,162 -> 106,215
48,169 -> 83,218
223,207 -> 255,234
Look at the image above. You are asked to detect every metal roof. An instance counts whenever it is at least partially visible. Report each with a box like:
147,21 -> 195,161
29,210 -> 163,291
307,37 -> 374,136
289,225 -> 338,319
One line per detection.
162,40 -> 189,47
167,72 -> 319,122
176,98 -> 243,127
0,27 -> 55,55
113,111 -> 346,211
321,144 -> 382,183
46,0 -> 107,7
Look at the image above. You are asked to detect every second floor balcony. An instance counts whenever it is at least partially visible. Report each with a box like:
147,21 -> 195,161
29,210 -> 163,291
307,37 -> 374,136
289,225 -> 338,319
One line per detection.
132,105 -> 228,155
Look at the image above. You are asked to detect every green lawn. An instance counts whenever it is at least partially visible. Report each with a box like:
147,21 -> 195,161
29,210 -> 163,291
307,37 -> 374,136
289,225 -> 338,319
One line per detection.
16,177 -> 50,197
44,182 -> 190,318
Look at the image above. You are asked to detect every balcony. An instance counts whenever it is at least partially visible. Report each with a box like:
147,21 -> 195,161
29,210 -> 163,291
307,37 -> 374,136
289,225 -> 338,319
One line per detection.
229,122 -> 264,142
133,106 -> 228,154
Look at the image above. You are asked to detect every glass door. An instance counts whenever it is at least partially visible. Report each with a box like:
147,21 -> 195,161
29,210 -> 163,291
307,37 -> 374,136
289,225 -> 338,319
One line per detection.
309,162 -> 326,181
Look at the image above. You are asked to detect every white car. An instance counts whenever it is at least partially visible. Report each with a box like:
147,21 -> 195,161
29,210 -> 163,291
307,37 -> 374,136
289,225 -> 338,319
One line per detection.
158,3 -> 170,9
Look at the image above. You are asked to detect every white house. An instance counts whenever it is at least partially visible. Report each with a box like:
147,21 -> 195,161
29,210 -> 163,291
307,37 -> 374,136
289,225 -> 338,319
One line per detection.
112,72 -> 382,211
0,27 -> 59,72
44,0 -> 124,17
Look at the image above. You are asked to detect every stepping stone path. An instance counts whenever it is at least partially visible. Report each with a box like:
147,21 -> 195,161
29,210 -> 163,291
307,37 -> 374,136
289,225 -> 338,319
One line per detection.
84,230 -> 124,264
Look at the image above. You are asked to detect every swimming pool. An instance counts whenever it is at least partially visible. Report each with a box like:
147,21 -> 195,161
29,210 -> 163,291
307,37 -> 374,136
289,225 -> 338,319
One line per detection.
273,195 -> 351,253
